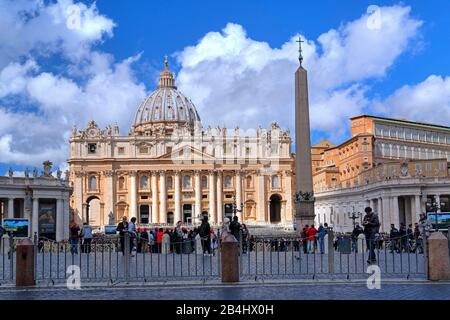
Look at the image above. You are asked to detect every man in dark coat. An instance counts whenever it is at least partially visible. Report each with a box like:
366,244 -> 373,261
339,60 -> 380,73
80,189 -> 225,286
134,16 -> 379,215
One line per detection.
198,216 -> 211,255
362,207 -> 380,264
229,216 -> 242,242
116,216 -> 129,255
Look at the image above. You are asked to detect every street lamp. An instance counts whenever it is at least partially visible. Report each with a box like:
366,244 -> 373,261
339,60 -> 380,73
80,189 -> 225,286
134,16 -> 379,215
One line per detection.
232,195 -> 243,219
426,198 -> 445,231
347,206 -> 361,230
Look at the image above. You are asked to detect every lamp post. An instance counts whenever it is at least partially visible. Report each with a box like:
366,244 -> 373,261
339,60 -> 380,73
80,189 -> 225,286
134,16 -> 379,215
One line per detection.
347,206 -> 361,230
426,198 -> 444,231
232,195 -> 243,219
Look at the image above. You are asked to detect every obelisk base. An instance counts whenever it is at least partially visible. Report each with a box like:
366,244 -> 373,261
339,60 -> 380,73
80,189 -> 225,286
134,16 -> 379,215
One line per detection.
295,202 -> 315,236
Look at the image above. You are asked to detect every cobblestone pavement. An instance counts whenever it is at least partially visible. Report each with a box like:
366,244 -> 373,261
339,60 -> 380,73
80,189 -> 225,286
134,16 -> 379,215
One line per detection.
0,282 -> 449,300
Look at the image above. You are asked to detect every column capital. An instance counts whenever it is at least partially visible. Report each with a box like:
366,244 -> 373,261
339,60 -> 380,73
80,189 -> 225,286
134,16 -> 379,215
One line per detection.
150,170 -> 158,177
235,169 -> 244,177
173,170 -> 182,177
208,169 -> 217,175
74,171 -> 85,178
103,170 -> 115,177
159,170 -> 166,176
129,170 -> 138,177
194,170 -> 201,177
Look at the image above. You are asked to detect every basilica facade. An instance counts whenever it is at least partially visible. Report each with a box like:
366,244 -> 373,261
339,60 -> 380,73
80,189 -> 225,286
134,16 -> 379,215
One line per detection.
69,59 -> 295,228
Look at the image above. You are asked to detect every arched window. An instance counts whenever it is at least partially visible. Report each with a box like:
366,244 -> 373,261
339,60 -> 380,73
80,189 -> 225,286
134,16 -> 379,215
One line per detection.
183,175 -> 191,189
118,177 -> 125,190
201,176 -> 207,189
167,176 -> 173,189
89,176 -> 97,191
224,175 -> 232,188
246,176 -> 252,189
140,176 -> 148,190
272,175 -> 280,189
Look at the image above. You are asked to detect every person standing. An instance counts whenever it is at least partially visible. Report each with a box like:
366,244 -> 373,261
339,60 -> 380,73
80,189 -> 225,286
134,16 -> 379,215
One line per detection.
198,216 -> 212,255
229,216 -> 242,243
418,213 -> 432,240
362,207 -> 380,264
317,223 -> 327,254
69,220 -> 81,255
128,217 -> 137,256
351,223 -> 364,253
306,224 -> 318,253
300,225 -> 309,254
80,222 -> 93,254
116,216 -> 129,255
389,224 -> 400,253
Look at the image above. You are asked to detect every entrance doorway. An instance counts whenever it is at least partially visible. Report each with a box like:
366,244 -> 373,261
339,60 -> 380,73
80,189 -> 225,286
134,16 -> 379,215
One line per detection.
183,204 -> 192,224
139,205 -> 150,224
269,194 -> 282,223
224,203 -> 233,220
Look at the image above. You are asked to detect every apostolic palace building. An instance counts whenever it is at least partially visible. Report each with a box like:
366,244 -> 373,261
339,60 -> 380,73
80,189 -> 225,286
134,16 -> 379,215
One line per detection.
68,58 -> 294,229
312,115 -> 450,233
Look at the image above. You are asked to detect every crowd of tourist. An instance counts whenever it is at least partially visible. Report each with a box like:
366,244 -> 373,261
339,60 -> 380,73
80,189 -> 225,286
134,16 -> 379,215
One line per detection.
63,208 -> 437,261
67,215 -> 251,256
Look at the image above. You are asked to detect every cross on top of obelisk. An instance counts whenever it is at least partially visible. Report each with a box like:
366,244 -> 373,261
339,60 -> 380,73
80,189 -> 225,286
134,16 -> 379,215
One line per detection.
296,37 -> 304,66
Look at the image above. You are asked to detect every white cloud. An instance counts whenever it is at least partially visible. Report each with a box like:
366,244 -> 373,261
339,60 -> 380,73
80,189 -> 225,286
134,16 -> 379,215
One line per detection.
374,75 -> 450,125
176,5 -> 423,141
0,0 -> 115,68
0,0 -> 145,168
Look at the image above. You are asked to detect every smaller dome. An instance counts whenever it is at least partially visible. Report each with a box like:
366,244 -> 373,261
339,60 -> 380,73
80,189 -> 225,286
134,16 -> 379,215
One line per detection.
133,57 -> 201,132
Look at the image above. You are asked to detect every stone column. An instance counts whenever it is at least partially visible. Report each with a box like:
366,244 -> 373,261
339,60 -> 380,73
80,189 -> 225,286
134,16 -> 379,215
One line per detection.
369,199 -> 375,211
209,170 -> 216,225
74,172 -> 84,224
130,171 -> 137,219
377,197 -> 383,232
174,171 -> 182,223
151,171 -> 158,223
414,195 -> 421,223
216,171 -> 223,224
56,199 -> 63,242
382,196 -> 391,232
257,172 -> 266,223
63,198 -> 70,240
32,198 -> 39,238
7,198 -> 14,218
391,196 -> 400,228
104,170 -> 115,221
159,171 -> 167,224
194,171 -> 201,224
235,170 -> 242,222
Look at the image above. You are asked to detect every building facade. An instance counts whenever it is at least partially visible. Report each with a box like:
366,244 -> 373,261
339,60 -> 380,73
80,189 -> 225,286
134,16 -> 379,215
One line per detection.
0,162 -> 71,240
313,115 -> 450,232
69,59 -> 295,229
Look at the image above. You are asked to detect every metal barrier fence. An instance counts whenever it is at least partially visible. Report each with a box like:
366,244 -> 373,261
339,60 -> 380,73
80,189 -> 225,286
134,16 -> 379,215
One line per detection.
32,234 -> 221,285
0,231 -> 430,285
239,232 -> 427,280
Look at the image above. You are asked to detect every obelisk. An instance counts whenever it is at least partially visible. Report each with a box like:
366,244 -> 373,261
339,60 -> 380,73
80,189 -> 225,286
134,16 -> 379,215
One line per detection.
294,37 -> 315,233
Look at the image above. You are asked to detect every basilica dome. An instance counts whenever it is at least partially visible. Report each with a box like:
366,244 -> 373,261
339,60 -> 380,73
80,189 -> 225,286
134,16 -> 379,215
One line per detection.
132,57 -> 201,134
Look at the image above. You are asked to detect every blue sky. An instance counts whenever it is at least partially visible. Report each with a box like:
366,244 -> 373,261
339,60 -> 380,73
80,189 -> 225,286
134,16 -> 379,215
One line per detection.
0,0 -> 449,175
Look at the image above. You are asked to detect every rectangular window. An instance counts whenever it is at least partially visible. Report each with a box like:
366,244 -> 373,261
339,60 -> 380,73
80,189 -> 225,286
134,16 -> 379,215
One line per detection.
167,146 -> 172,154
139,147 -> 149,154
118,147 -> 125,155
